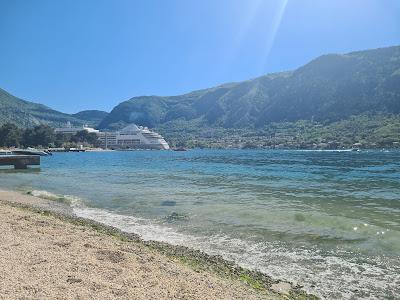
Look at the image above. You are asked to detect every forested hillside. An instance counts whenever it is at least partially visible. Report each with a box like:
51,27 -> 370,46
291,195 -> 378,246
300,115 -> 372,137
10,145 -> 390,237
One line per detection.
99,46 -> 400,130
0,89 -> 105,127
71,110 -> 108,126
1,45 -> 399,149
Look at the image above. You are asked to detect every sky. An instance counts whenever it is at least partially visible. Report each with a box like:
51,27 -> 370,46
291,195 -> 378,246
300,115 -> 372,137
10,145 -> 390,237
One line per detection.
0,0 -> 399,113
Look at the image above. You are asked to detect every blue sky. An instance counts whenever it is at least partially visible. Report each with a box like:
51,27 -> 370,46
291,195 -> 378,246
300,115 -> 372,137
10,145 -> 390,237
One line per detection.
1,0 -> 399,113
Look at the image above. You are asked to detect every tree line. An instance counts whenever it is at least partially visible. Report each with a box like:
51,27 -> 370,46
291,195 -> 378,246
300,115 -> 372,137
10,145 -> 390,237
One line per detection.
0,123 -> 99,148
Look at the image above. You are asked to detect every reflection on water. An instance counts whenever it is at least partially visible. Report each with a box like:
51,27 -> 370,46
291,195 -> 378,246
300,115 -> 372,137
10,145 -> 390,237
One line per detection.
0,149 -> 399,299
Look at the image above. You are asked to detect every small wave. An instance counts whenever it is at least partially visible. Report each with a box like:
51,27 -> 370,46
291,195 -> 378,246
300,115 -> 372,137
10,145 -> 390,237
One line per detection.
73,206 -> 400,299
27,190 -> 83,207
74,207 -> 189,243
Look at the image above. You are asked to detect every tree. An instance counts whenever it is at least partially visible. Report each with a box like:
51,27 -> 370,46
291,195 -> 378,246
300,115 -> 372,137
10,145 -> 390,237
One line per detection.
54,133 -> 67,147
70,130 -> 99,146
0,123 -> 22,147
22,125 -> 55,147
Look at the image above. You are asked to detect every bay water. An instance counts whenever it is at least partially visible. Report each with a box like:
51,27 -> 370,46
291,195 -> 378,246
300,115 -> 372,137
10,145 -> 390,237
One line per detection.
0,150 -> 399,298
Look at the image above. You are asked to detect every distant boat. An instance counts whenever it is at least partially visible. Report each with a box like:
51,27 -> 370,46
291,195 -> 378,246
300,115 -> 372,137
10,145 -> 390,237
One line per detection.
13,147 -> 52,156
173,147 -> 188,151
69,148 -> 86,152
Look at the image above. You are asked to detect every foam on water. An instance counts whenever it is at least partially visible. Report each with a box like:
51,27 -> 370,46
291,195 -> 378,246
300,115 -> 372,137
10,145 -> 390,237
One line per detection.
74,206 -> 400,299
28,189 -> 84,207
1,150 -> 399,299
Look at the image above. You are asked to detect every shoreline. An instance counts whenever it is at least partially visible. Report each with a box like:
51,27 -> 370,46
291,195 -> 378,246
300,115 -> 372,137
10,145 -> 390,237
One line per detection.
0,188 -> 316,299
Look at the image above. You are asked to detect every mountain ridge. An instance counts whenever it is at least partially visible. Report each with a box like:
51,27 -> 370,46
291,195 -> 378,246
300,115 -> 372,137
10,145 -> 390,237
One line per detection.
0,88 -> 107,127
0,88 -> 82,127
71,110 -> 109,125
1,45 -> 399,134
98,45 -> 400,130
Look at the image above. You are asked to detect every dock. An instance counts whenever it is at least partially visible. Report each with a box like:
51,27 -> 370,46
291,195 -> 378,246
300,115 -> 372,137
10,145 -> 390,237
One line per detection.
0,155 -> 40,169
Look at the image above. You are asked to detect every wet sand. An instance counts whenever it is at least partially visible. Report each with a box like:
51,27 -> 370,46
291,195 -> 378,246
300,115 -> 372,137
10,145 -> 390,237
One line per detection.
0,190 -> 312,299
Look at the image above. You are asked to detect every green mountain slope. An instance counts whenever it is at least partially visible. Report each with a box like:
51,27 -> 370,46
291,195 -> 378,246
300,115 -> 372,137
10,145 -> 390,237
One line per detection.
99,45 -> 400,130
0,88 -> 84,127
72,110 -> 109,126
0,89 -> 108,127
1,45 -> 399,149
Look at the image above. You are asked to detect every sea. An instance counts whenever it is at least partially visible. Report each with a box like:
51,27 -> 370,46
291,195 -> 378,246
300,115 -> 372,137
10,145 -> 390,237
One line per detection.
0,149 -> 399,299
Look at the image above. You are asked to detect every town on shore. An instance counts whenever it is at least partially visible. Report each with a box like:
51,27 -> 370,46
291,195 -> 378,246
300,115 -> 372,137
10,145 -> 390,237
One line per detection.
1,116 -> 399,152
0,122 -> 170,152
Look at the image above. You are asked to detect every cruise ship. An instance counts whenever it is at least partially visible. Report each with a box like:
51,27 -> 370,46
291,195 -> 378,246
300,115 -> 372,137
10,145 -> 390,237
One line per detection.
97,124 -> 170,150
55,123 -> 170,150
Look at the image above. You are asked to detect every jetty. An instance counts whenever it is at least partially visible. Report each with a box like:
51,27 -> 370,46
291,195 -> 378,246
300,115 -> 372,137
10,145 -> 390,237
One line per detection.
0,155 -> 40,169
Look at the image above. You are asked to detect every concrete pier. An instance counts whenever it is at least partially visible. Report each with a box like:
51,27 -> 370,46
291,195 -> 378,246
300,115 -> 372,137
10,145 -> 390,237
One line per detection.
0,155 -> 40,169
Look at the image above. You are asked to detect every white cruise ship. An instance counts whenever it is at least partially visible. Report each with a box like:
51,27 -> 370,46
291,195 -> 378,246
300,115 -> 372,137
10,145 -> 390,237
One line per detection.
98,124 -> 170,150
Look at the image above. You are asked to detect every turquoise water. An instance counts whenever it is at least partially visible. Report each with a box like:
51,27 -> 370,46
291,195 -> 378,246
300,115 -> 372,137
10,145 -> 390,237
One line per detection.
0,150 -> 399,299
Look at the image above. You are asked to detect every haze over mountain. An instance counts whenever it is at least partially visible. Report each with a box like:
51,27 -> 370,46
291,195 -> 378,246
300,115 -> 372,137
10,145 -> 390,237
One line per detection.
98,45 -> 400,130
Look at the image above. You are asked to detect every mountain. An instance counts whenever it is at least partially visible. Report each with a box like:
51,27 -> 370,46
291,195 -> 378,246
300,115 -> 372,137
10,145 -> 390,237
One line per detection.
0,89 -> 108,127
71,110 -> 109,126
99,45 -> 400,130
0,88 -> 83,127
1,45 -> 399,149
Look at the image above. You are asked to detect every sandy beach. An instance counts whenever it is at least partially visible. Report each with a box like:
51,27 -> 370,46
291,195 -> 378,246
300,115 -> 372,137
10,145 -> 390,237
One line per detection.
0,189 -> 309,300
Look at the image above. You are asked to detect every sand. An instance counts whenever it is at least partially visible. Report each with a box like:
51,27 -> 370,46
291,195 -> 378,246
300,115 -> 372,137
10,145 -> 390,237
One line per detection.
0,190 -> 287,300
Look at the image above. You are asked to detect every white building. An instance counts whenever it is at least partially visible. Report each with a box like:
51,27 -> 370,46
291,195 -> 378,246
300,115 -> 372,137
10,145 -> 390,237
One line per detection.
55,122 -> 99,135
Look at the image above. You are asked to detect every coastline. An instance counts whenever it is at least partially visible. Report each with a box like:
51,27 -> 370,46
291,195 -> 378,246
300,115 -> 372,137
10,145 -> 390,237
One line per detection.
0,189 -> 316,299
